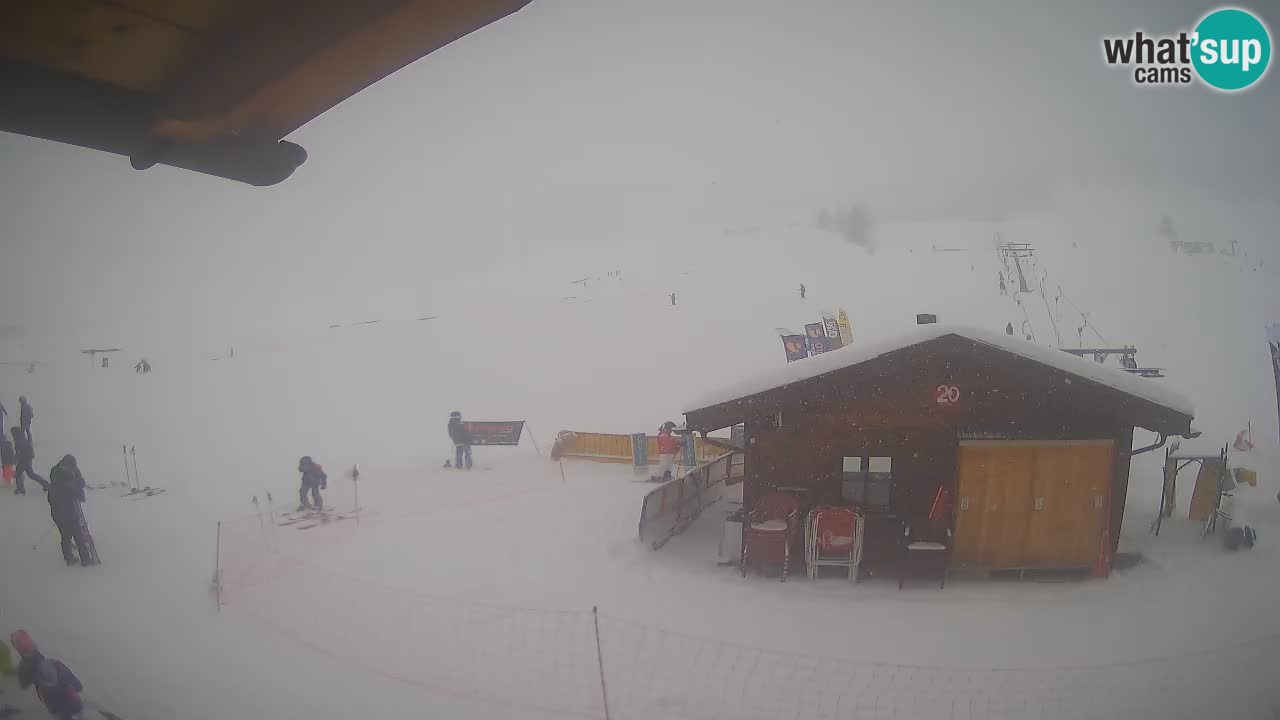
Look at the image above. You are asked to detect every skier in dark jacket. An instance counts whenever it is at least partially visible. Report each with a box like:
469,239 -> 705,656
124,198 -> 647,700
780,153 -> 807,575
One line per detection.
448,411 -> 473,469
297,456 -> 327,511
48,454 -> 92,566
11,630 -> 85,720
18,396 -> 33,442
11,426 -> 46,494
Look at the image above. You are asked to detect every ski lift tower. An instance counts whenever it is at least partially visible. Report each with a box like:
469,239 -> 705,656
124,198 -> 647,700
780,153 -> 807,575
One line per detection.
82,348 -> 121,368
997,238 -> 1035,293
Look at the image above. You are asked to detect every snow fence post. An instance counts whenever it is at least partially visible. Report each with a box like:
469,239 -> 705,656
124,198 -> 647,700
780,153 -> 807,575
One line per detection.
214,521 -> 222,612
592,606 -> 611,720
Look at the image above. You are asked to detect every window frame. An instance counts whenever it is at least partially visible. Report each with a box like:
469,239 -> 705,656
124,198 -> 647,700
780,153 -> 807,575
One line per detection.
840,454 -> 895,511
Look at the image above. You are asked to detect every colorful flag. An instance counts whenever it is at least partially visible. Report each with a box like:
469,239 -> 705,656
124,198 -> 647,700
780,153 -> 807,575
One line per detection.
837,308 -> 853,346
782,334 -> 809,362
1269,324 -> 1280,443
1233,424 -> 1254,452
821,312 -> 842,349
805,323 -> 829,354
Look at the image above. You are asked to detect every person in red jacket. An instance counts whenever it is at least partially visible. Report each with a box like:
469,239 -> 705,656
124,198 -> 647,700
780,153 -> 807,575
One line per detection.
651,421 -> 680,482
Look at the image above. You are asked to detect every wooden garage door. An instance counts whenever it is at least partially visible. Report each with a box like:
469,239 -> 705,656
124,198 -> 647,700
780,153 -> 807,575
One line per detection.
953,441 -> 1113,570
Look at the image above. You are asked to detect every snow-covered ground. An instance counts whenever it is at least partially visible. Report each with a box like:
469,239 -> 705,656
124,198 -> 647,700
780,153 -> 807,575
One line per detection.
2,186 -> 1280,719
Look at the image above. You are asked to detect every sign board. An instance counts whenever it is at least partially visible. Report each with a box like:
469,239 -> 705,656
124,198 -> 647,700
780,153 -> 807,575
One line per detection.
934,384 -> 962,407
464,421 -> 525,446
631,432 -> 649,466
681,433 -> 697,468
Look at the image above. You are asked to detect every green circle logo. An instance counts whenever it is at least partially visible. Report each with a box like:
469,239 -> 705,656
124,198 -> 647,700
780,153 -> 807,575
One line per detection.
1192,7 -> 1272,91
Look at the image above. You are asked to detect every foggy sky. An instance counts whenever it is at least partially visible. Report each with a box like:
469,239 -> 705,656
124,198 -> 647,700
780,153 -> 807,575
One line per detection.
2,0 -> 1277,358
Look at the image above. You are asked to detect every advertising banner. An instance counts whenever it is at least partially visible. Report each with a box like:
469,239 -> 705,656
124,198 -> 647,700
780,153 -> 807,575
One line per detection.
631,432 -> 649,466
821,312 -> 842,349
805,323 -> 829,354
782,334 -> 809,362
837,308 -> 853,346
682,433 -> 697,468
465,421 -> 526,446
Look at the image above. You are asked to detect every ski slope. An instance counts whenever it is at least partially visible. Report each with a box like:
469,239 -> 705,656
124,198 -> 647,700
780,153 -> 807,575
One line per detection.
2,183 -> 1279,719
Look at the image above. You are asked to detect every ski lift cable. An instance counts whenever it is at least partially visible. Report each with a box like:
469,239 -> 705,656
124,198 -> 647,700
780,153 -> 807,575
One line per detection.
1037,273 -> 1061,347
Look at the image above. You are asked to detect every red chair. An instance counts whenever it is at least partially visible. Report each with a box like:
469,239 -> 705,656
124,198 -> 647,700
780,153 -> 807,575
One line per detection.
805,507 -> 863,581
741,493 -> 800,581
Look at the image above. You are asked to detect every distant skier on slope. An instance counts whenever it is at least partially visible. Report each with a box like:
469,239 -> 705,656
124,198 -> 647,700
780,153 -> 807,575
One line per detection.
448,411 -> 473,470
11,426 -> 46,494
297,456 -> 327,511
10,630 -> 85,720
19,396 -> 34,442
48,454 -> 94,567
651,422 -> 680,482
999,273 -> 1007,296
799,283 -> 807,299
670,293 -> 677,306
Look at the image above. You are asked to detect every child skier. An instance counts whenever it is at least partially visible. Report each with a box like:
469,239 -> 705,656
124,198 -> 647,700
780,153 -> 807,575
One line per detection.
10,630 -> 84,720
651,421 -> 680,482
297,456 -> 327,511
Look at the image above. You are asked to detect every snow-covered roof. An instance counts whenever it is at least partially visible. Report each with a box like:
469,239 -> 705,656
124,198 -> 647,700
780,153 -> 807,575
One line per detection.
685,324 -> 1195,418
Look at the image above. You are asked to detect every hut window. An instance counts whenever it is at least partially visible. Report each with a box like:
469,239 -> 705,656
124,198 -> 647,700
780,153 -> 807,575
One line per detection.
841,455 -> 894,509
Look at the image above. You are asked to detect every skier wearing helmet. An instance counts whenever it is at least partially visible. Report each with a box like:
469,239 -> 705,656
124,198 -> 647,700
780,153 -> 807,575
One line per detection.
651,421 -> 680,482
11,630 -> 84,720
448,411 -> 473,469
296,456 -> 327,511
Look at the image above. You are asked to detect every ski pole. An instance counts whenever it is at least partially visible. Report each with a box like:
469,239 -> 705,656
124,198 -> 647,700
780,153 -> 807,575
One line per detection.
252,496 -> 264,540
122,445 -> 130,488
130,446 -> 140,489
32,525 -> 54,551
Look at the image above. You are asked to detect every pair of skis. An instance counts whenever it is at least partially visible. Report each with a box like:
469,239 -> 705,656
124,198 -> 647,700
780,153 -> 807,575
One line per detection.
75,500 -> 101,566
276,507 -> 365,529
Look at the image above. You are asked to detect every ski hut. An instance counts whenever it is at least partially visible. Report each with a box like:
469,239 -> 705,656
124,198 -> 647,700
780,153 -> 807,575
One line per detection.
682,325 -> 1196,581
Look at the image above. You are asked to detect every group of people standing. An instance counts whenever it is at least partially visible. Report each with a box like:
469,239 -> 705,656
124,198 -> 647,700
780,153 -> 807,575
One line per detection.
1,396 -> 37,493
1,395 -> 98,568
